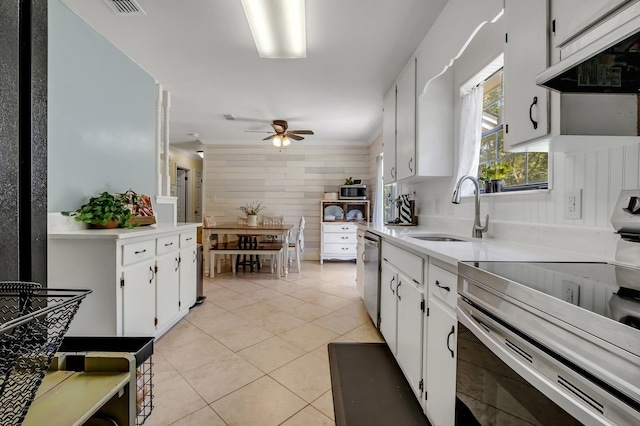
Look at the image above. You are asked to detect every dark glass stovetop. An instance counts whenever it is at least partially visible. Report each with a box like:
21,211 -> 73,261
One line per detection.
461,261 -> 640,329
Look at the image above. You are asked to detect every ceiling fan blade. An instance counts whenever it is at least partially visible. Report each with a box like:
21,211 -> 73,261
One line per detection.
262,135 -> 276,141
288,134 -> 304,141
244,130 -> 274,133
288,130 -> 314,135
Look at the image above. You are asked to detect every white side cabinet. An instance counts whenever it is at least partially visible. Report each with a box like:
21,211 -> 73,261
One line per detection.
320,201 -> 369,264
383,86 -> 397,183
379,241 -> 425,399
395,58 -> 417,182
48,225 -> 199,338
503,0 -> 550,150
424,263 -> 458,426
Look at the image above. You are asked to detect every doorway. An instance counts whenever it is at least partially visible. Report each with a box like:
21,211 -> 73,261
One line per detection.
176,167 -> 190,222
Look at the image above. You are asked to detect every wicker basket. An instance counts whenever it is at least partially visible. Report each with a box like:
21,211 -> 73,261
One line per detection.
0,282 -> 90,425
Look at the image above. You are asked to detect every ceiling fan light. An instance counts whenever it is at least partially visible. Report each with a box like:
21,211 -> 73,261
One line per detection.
272,135 -> 283,147
282,136 -> 291,146
241,0 -> 306,59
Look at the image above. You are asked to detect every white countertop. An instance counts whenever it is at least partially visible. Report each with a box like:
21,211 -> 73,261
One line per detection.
360,223 -> 607,267
48,222 -> 200,240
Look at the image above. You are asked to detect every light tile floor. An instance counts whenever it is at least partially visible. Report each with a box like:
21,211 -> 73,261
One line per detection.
146,260 -> 384,426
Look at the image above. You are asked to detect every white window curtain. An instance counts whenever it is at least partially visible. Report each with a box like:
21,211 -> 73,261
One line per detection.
453,85 -> 483,196
373,154 -> 383,223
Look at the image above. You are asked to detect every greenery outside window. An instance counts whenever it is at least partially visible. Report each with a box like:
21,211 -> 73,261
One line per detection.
478,70 -> 548,192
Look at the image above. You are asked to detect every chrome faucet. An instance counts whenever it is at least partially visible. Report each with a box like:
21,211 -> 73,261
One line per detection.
451,175 -> 489,238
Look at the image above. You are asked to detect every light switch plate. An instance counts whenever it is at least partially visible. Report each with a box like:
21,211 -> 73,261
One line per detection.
564,189 -> 582,219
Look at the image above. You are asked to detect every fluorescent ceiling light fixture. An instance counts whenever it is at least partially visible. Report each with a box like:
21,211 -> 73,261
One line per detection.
241,0 -> 306,58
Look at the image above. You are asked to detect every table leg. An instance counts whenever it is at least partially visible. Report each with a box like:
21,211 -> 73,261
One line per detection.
203,228 -> 211,276
209,252 -> 215,278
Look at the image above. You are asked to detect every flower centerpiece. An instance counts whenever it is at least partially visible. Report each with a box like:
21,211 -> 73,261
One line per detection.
239,200 -> 265,226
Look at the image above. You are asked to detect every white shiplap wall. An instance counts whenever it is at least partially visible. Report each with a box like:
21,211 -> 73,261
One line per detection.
203,144 -> 369,258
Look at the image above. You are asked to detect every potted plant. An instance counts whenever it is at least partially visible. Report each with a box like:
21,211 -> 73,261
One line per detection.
479,162 -> 512,193
62,192 -> 137,229
239,200 -> 265,226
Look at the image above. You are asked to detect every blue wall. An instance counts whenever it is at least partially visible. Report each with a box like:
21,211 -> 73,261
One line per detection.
48,0 -> 156,212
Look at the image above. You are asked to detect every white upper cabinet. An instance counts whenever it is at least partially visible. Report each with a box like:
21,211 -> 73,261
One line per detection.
382,56 -> 453,184
551,0 -> 631,47
383,86 -> 397,183
503,0 -> 550,150
396,59 -> 417,181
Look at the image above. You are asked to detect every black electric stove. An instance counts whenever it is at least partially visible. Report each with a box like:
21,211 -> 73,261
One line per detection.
462,261 -> 640,330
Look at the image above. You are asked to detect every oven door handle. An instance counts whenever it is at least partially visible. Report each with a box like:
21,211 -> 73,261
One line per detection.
446,325 -> 455,358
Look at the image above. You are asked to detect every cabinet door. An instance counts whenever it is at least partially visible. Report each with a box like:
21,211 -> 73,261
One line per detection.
156,252 -> 180,330
551,0 -> 629,47
122,259 -> 157,336
396,58 -> 416,181
503,0 -> 549,150
425,297 -> 457,426
379,260 -> 398,354
179,247 -> 197,311
396,276 -> 424,398
383,86 -> 397,183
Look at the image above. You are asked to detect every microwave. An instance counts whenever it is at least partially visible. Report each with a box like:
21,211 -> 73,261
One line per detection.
340,185 -> 367,200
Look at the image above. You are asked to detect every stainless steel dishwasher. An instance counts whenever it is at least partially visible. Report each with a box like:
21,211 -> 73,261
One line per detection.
363,231 -> 381,328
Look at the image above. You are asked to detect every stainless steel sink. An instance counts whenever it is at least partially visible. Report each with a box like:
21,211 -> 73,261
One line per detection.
408,234 -> 468,242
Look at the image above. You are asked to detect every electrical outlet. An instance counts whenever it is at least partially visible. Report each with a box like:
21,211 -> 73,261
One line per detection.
564,189 -> 582,219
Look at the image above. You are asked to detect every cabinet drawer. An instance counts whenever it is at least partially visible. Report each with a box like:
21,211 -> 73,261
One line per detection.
180,232 -> 196,248
323,243 -> 357,255
324,233 -> 356,244
429,264 -> 457,309
382,242 -> 422,284
323,223 -> 357,233
157,234 -> 179,255
122,240 -> 155,266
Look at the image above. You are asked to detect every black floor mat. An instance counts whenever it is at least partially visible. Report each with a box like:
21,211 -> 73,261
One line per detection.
328,342 -> 431,426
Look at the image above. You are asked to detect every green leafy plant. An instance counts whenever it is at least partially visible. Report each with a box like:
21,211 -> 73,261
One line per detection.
479,161 -> 512,181
344,177 -> 354,185
62,192 -> 137,229
239,200 -> 265,216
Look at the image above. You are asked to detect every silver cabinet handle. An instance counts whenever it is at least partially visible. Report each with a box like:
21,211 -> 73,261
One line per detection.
391,166 -> 395,179
396,281 -> 402,301
148,266 -> 155,284
390,276 -> 395,295
408,157 -> 413,173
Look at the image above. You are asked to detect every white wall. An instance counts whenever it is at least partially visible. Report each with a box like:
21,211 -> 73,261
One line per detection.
48,0 -> 157,212
203,144 -> 369,258
394,0 -> 632,260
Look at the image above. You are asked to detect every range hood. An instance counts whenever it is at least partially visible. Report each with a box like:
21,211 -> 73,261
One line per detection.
537,2 -> 640,93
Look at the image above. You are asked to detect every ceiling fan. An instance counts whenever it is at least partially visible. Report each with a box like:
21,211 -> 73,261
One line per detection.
247,120 -> 314,146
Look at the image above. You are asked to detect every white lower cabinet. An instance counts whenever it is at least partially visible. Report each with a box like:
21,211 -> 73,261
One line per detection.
425,297 -> 457,426
48,225 -> 198,338
379,241 -> 425,398
155,251 -> 180,331
122,258 -> 156,336
424,263 -> 459,426
179,232 -> 198,311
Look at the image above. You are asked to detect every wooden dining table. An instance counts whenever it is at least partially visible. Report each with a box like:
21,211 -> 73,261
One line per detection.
202,223 -> 294,277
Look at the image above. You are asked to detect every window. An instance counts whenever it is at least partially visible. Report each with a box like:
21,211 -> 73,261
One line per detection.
478,70 -> 548,191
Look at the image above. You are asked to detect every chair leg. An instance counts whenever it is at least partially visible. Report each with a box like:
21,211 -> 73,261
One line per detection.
231,255 -> 237,273
210,253 -> 215,278
296,246 -> 301,273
